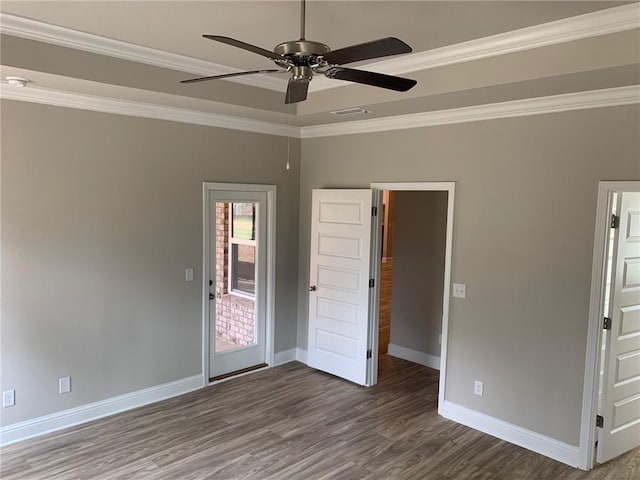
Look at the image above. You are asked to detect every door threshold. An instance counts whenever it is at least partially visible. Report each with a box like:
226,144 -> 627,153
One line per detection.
209,363 -> 268,382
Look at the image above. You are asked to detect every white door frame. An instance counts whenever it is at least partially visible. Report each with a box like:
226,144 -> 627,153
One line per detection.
368,181 -> 456,412
579,180 -> 640,470
202,182 -> 276,385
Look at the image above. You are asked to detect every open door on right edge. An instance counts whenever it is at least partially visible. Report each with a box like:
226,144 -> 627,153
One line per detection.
597,191 -> 640,464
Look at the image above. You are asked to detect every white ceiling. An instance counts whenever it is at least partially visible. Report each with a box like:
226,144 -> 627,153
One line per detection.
1,1 -> 639,126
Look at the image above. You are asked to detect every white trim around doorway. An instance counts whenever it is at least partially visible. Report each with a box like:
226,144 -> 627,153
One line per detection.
369,181 -> 455,411
579,180 -> 640,470
202,182 -> 277,385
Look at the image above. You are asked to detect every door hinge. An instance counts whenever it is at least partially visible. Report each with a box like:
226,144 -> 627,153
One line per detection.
611,214 -> 619,229
369,278 -> 375,288
603,317 -> 612,330
367,349 -> 372,359
596,415 -> 604,428
372,206 -> 378,217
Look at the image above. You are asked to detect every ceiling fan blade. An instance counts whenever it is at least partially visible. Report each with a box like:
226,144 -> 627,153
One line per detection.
203,35 -> 280,60
181,69 -> 280,84
285,78 -> 310,104
322,37 -> 412,65
325,67 -> 416,92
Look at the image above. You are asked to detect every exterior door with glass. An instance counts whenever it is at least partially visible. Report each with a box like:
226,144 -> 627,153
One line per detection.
209,190 -> 267,379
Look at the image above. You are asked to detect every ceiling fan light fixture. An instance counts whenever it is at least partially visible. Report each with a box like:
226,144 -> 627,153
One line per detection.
331,107 -> 372,116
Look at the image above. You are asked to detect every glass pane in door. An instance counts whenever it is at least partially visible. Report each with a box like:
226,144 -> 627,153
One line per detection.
231,244 -> 255,295
214,202 -> 257,353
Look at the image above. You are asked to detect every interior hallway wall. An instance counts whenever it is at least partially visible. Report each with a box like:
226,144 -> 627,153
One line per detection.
390,191 -> 448,359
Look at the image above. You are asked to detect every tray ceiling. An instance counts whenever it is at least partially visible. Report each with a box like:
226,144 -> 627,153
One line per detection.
1,1 -> 638,127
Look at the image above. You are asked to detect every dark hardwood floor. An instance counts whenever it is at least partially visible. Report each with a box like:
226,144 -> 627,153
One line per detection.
1,357 -> 639,479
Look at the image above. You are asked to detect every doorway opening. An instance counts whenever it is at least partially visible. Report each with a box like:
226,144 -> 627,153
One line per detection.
202,183 -> 276,384
376,190 -> 449,382
305,183 -> 454,396
368,182 -> 455,412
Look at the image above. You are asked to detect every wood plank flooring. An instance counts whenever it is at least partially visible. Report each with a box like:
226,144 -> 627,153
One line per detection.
2,357 -> 639,480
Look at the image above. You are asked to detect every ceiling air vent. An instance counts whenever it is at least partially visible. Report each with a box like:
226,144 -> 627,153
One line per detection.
331,107 -> 372,117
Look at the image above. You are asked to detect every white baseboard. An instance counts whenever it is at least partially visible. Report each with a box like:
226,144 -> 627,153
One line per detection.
273,348 -> 308,366
439,400 -> 580,468
296,348 -> 308,364
388,343 -> 441,370
273,348 -> 298,365
0,374 -> 204,446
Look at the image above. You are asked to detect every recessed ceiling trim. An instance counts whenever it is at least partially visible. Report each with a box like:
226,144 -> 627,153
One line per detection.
309,3 -> 640,92
1,85 -> 637,139
300,86 -> 640,137
0,13 -> 286,92
0,85 -> 296,137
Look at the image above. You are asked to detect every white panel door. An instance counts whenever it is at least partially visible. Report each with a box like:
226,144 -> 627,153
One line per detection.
598,192 -> 640,463
307,189 -> 373,385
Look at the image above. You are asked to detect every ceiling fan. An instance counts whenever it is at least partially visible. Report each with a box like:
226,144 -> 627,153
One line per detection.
181,0 -> 417,104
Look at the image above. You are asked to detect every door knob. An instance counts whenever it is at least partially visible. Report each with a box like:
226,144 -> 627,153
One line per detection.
309,285 -> 317,292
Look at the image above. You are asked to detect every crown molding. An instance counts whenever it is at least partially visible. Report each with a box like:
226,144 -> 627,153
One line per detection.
1,84 -> 637,139
299,86 -> 640,138
0,13 -> 287,92
310,3 -> 640,92
0,85 -> 297,137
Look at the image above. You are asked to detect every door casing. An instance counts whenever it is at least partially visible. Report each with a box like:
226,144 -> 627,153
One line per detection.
368,182 -> 456,414
580,180 -> 640,470
202,182 -> 276,385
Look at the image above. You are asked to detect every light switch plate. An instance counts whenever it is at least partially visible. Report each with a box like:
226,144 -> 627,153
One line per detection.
453,283 -> 466,298
185,268 -> 194,282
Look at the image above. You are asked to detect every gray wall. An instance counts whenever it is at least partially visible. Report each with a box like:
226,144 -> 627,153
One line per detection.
1,100 -> 300,425
4,98 -> 639,448
298,105 -> 640,446
390,191 -> 447,358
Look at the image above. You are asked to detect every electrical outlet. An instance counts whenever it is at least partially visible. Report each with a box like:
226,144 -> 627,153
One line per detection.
453,283 -> 466,298
3,390 -> 15,407
474,380 -> 484,397
59,376 -> 71,394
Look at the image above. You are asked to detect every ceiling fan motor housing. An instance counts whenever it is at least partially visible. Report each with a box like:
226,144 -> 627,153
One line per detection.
274,40 -> 332,81
274,40 -> 330,57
